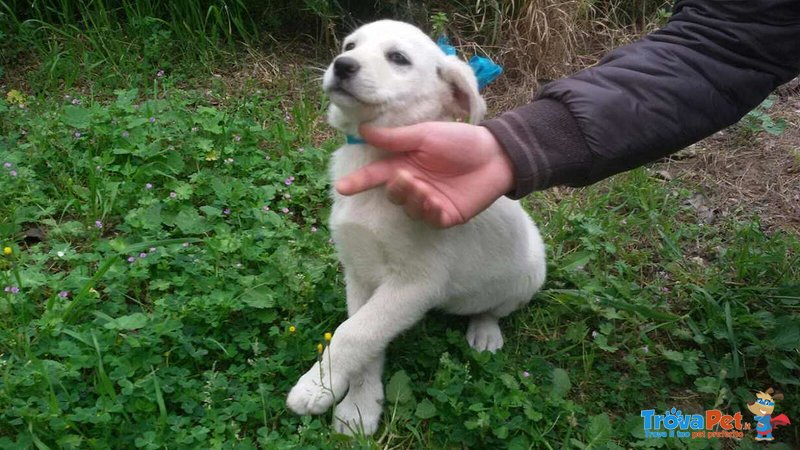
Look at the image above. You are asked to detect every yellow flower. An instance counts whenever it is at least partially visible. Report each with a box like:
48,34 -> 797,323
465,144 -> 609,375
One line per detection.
3,247 -> 11,255
316,343 -> 324,354
89,288 -> 99,297
204,150 -> 219,161
6,90 -> 25,105
324,332 -> 332,342
288,325 -> 296,333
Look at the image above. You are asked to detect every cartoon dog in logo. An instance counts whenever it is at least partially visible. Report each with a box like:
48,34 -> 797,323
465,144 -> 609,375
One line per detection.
747,388 -> 791,441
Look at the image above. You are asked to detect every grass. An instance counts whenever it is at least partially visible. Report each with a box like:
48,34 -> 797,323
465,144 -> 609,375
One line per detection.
2,68 -> 799,449
1,2 -> 799,447
0,0 -> 671,94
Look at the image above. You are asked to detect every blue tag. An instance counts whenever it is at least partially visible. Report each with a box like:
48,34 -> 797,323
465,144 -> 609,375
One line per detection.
436,35 -> 457,56
346,135 -> 366,145
468,55 -> 503,90
436,35 -> 502,90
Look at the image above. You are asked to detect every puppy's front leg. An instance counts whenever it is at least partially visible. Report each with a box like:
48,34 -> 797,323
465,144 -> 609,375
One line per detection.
287,279 -> 440,416
333,352 -> 385,435
344,270 -> 374,316
331,271 -> 384,434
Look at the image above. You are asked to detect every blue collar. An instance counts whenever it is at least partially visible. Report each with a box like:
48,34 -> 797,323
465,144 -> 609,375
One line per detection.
346,135 -> 366,145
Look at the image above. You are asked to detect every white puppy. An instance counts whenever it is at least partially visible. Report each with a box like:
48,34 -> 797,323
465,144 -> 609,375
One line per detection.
286,20 -> 546,436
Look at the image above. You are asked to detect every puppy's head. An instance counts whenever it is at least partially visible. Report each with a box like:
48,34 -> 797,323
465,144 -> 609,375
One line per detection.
323,20 -> 486,134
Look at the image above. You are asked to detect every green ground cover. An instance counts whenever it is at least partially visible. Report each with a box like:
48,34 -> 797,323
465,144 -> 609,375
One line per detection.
1,3 -> 798,446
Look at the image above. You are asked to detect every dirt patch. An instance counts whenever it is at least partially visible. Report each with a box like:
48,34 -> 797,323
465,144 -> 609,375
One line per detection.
656,80 -> 800,233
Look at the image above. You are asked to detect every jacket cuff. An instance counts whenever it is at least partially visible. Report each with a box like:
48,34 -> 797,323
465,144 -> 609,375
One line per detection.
481,98 -> 594,198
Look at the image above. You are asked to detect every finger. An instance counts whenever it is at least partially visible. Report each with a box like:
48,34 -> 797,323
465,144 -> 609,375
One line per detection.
403,176 -> 450,226
439,209 -> 464,229
421,196 -> 445,226
386,170 -> 414,206
421,196 -> 459,229
359,123 -> 432,153
432,199 -> 466,229
403,177 -> 431,221
336,158 -> 396,196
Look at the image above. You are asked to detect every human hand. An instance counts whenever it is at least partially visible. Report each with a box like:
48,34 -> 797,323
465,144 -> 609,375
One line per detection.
335,122 -> 515,228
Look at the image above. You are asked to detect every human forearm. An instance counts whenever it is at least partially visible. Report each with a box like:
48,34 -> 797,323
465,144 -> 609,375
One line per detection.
484,0 -> 800,197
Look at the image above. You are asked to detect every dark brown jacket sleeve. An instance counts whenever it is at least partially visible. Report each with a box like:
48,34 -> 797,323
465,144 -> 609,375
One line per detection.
482,0 -> 800,198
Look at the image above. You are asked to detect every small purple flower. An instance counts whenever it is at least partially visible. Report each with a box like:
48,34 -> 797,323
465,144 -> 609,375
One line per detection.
311,226 -> 318,233
233,134 -> 241,142
591,330 -> 599,338
284,178 -> 293,186
58,291 -> 70,298
262,205 -> 270,212
156,69 -> 165,78
182,242 -> 190,248
121,131 -> 129,138
9,170 -> 17,177
3,162 -> 11,168
11,286 -> 19,294
74,131 -> 82,138
281,207 -> 289,214
127,256 -> 136,263
223,208 -> 231,215
149,117 -> 156,124
522,371 -> 531,378
289,176 -> 295,181
139,252 -> 147,258
145,183 -> 153,190
94,220 -> 103,229
169,191 -> 177,199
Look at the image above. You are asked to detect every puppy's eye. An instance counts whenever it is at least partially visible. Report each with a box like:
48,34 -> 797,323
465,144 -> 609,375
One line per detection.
386,51 -> 411,66
344,42 -> 355,51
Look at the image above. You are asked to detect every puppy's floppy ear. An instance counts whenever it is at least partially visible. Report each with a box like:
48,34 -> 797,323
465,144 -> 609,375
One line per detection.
437,56 -> 487,124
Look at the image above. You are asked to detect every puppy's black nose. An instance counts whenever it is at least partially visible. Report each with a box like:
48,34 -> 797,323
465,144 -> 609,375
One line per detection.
334,57 -> 360,79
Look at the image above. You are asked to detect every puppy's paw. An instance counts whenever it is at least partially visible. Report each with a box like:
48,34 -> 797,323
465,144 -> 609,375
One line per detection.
333,384 -> 384,436
287,362 -> 348,415
466,315 -> 504,353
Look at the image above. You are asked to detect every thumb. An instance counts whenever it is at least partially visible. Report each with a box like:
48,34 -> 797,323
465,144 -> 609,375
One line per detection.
335,158 -> 398,196
359,123 -> 431,153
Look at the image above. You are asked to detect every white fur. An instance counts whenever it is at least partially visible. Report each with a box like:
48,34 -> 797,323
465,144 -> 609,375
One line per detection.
286,20 -> 546,436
